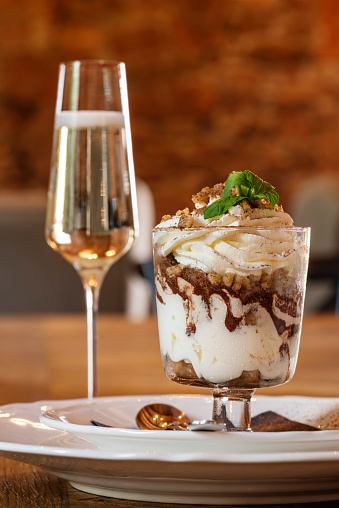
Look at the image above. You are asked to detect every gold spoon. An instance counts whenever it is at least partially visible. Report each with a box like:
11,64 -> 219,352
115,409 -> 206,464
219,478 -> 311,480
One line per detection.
135,403 -> 226,431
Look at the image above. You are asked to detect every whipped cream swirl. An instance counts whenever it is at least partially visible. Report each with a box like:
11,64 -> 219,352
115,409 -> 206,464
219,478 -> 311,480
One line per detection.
154,201 -> 301,277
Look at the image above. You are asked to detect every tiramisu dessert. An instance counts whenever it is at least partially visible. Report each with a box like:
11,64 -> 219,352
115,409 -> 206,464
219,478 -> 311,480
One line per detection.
153,171 -> 310,390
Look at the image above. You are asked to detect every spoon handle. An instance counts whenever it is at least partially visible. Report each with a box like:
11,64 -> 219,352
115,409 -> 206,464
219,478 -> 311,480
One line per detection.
167,423 -> 188,431
188,420 -> 227,431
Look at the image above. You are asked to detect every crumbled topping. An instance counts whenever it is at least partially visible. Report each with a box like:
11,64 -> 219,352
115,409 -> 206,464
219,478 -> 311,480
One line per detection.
207,273 -> 222,285
178,215 -> 194,228
253,199 -> 272,209
171,208 -> 194,227
161,214 -> 172,222
176,207 -> 190,216
192,182 -> 225,208
166,265 -> 183,276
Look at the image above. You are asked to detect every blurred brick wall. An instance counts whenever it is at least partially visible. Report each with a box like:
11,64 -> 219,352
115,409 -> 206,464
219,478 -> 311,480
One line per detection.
0,0 -> 339,220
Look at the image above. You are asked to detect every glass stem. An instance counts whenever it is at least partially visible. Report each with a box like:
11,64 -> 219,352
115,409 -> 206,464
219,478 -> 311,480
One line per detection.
212,388 -> 255,431
80,271 -> 103,400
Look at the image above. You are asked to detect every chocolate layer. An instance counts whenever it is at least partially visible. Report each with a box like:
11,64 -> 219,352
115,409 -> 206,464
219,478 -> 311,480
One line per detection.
155,253 -> 301,340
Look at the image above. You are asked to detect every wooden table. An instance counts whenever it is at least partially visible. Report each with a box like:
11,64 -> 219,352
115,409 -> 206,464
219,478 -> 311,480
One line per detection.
0,312 -> 338,507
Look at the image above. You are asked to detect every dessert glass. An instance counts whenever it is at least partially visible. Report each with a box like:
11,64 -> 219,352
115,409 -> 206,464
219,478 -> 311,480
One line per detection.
153,226 -> 310,431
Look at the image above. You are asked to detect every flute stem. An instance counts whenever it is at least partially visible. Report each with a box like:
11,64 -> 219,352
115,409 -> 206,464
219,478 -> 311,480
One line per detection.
81,272 -> 102,399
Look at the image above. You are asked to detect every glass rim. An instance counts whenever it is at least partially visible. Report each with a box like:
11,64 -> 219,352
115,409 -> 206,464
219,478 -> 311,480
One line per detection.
59,59 -> 124,68
153,226 -> 310,233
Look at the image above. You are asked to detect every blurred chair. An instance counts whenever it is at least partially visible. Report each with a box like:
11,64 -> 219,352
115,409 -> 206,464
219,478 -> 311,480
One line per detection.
125,178 -> 156,320
0,181 -> 155,318
289,177 -> 339,313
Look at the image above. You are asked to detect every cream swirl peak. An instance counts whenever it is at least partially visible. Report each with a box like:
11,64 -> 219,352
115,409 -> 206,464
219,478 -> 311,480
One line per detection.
154,227 -> 299,278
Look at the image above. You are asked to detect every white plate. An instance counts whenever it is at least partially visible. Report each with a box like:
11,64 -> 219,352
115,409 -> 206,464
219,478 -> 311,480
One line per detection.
0,395 -> 338,505
40,394 -> 339,455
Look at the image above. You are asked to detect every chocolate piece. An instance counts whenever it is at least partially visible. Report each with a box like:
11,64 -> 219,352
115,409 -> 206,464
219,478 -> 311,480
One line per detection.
251,411 -> 318,432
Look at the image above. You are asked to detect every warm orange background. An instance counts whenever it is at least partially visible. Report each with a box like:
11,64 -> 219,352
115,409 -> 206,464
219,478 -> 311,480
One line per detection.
0,0 -> 339,220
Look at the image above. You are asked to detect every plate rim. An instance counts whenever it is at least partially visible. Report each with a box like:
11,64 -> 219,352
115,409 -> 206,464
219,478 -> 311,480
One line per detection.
0,394 -> 338,464
39,393 -> 339,442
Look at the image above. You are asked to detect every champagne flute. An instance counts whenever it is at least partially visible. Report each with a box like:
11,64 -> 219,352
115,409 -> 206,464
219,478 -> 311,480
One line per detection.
45,60 -> 138,399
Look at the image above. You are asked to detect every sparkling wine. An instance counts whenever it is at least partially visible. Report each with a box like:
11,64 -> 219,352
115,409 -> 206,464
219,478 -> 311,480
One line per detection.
47,228 -> 134,271
46,111 -> 135,272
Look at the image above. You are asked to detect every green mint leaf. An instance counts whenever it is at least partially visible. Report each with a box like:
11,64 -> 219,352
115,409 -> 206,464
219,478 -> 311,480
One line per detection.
265,188 -> 279,208
223,171 -> 250,198
204,195 -> 246,219
203,170 -> 279,219
243,170 -> 279,208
